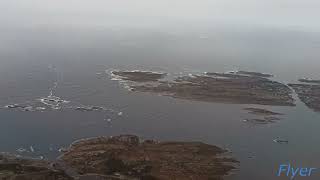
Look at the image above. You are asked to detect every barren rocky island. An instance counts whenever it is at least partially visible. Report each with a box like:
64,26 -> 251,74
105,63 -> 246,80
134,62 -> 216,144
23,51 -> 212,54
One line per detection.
289,83 -> 320,112
112,70 -> 295,106
0,135 -> 237,180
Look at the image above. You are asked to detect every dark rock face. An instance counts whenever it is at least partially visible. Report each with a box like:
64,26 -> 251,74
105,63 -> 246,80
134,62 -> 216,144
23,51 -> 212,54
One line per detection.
61,135 -> 238,180
289,83 -> 320,112
113,70 -> 295,106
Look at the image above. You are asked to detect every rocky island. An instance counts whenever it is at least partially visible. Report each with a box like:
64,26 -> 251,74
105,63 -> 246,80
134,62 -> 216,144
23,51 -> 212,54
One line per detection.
244,108 -> 283,116
298,78 -> 320,84
243,117 -> 281,125
111,70 -> 295,106
111,71 -> 166,82
243,108 -> 283,125
289,83 -> 320,112
236,71 -> 273,78
0,135 -> 237,180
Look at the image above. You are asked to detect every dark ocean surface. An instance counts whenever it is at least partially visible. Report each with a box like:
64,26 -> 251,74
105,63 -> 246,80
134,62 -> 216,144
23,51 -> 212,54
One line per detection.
0,26 -> 320,179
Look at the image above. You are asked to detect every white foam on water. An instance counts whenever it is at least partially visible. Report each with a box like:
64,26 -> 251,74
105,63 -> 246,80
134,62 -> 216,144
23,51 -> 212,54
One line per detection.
16,148 -> 28,153
58,147 -> 67,153
30,146 -> 35,153
36,107 -> 46,111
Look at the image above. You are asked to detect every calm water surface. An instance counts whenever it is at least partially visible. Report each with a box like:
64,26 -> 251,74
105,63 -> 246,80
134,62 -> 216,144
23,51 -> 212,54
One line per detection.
0,27 -> 320,180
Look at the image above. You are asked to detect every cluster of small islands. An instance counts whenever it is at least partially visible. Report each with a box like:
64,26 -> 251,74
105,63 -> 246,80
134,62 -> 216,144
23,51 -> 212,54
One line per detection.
1,69 -> 319,180
111,70 -> 320,111
111,69 -> 320,125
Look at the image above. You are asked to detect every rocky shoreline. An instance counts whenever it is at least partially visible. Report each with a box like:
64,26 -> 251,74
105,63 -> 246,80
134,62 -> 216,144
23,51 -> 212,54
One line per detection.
111,70 -> 295,106
0,153 -> 72,180
111,70 -> 320,113
289,83 -> 320,112
0,135 -> 238,180
111,71 -> 166,82
298,78 -> 320,84
242,108 -> 283,125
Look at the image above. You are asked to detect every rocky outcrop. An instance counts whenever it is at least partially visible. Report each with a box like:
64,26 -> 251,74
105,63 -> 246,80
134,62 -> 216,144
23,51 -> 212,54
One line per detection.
111,71 -> 166,82
112,70 -> 295,106
244,108 -> 283,116
0,135 -> 238,180
0,154 -> 72,180
61,135 -> 238,180
289,83 -> 320,112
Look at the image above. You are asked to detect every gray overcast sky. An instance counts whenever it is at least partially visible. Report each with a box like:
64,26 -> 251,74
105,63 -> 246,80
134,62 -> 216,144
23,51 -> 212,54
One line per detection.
0,0 -> 319,31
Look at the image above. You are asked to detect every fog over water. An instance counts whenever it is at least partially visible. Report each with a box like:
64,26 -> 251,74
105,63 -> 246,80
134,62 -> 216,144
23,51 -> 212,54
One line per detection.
1,0 -> 320,30
0,0 -> 320,180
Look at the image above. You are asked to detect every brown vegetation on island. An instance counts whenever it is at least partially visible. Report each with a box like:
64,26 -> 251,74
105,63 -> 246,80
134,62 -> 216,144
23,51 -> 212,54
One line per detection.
112,70 -> 295,107
61,135 -> 238,180
0,135 -> 238,180
0,154 -> 72,180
